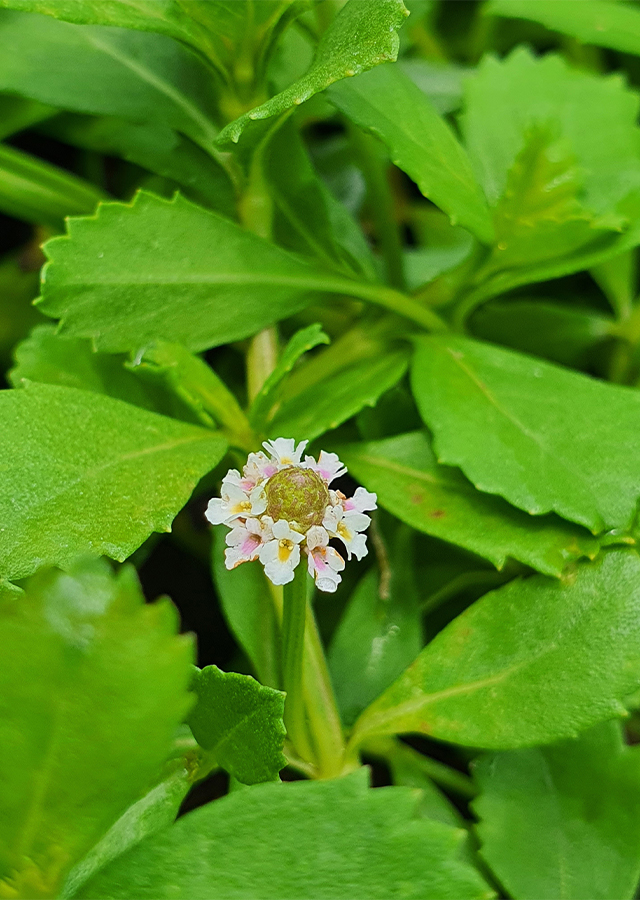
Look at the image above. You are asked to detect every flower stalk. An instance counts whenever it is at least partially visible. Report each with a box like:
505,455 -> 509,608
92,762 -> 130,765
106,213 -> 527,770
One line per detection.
281,563 -> 315,763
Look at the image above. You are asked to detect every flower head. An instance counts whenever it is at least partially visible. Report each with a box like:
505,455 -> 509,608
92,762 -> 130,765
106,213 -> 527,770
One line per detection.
205,439 -> 376,592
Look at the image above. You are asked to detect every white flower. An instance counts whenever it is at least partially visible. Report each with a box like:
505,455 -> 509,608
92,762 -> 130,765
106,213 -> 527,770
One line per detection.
262,437 -> 308,467
206,438 -> 377,592
224,516 -> 273,569
303,450 -> 346,484
306,526 -> 345,593
323,503 -> 371,560
259,519 -> 305,585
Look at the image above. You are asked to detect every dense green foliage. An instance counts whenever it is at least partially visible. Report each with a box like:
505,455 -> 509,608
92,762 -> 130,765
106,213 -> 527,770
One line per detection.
3,1 -> 640,898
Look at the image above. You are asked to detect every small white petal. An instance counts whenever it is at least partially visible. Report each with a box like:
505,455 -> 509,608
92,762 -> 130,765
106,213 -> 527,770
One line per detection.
263,437 -> 308,466
205,497 -> 230,525
272,519 -> 304,542
303,451 -> 347,484
349,532 -> 368,561
344,487 -> 377,513
306,525 -> 329,551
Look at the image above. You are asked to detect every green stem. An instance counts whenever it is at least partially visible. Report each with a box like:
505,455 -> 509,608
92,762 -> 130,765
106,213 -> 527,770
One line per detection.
348,123 -> 406,291
282,565 -> 315,762
363,736 -> 476,799
301,601 -> 348,778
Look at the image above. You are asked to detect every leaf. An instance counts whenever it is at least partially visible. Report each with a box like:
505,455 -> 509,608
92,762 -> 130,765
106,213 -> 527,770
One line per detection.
10,325 -> 212,425
187,665 -> 286,784
410,334 -> 640,533
0,247 -> 43,368
0,141 -> 106,227
41,113 -> 235,216
218,0 -> 409,145
0,557 -> 194,899
269,347 -> 410,442
470,300 -> 613,368
327,63 -> 494,244
349,549 -> 640,751
0,381 -> 227,581
77,769 -> 493,900
398,59 -> 469,115
0,9 -> 220,149
60,767 -> 192,900
487,0 -> 640,59
263,116 -> 376,279
211,525 -> 281,690
473,721 -> 640,900
328,526 -> 423,726
125,339 -> 254,444
591,249 -> 637,320
336,431 -> 599,577
37,191 -> 325,353
249,323 -> 330,430
460,48 -> 640,217
479,126 -> 617,274
0,0 -> 301,86
0,94 -> 56,141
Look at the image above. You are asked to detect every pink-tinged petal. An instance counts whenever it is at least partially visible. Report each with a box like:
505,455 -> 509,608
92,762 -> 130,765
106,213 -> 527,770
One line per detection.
344,487 -> 377,513
303,451 -> 346,484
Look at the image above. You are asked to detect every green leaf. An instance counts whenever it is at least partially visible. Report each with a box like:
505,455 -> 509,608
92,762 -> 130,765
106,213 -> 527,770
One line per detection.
263,117 -> 377,279
60,767 -> 193,900
591,249 -> 637,320
487,0 -> 640,58
218,0 -> 409,145
269,346 -> 410,442
460,48 -> 640,217
336,431 -> 599,577
0,9 -> 220,148
211,525 -> 281,690
0,557 -> 194,899
398,59 -> 469,115
0,141 -> 106,227
328,526 -> 423,726
0,94 -> 56,141
249,323 -> 329,431
41,113 -> 235,216
328,63 -> 494,244
37,191 -> 325,353
470,300 -> 613,368
349,549 -> 640,751
473,721 -> 640,900
10,325 -> 169,412
187,665 -> 286,784
0,247 -> 43,368
478,126 -> 617,274
78,769 -> 493,900
125,339 -> 254,446
411,334 -> 640,533
0,382 -> 227,581
0,0 -> 301,86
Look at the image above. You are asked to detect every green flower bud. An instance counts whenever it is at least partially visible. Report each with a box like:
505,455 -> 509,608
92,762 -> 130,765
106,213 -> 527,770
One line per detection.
264,467 -> 330,531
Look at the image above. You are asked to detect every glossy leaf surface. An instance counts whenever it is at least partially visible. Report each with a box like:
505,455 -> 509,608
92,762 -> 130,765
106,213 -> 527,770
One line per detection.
218,0 -> 409,144
0,382 -> 227,580
0,558 -> 193,899
411,335 -> 640,533
349,550 -> 640,750
79,770 -> 492,899
336,431 -> 599,576
328,63 -> 494,244
187,665 -> 286,784
474,721 -> 640,900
